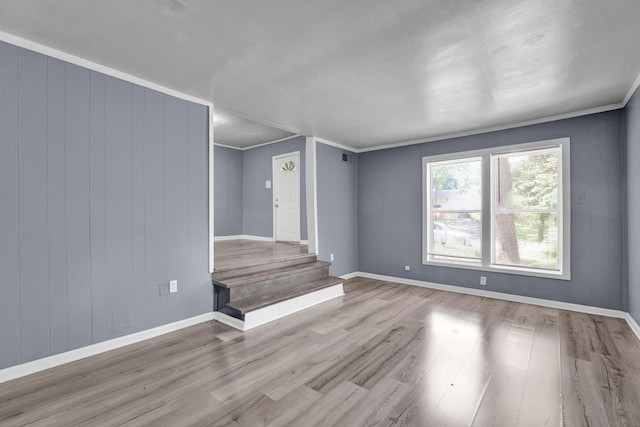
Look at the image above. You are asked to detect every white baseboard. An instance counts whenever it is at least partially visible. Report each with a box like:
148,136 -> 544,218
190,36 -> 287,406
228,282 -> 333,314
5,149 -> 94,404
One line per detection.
353,272 -> 627,319
626,313 -> 640,342
214,235 -> 244,241
214,235 -> 275,242
214,283 -> 344,331
339,271 -> 360,280
213,312 -> 246,331
0,312 -> 216,384
214,235 -> 309,244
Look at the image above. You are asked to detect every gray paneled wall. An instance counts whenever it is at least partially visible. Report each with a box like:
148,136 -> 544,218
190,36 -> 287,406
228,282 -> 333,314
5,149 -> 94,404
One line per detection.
626,87 -> 640,323
242,136 -> 308,240
214,145 -> 243,236
358,111 -> 625,310
317,142 -> 358,276
0,42 -> 211,370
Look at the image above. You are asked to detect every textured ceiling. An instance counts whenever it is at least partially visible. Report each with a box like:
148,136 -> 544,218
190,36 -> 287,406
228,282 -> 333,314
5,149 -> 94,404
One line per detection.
213,110 -> 295,148
1,0 -> 640,149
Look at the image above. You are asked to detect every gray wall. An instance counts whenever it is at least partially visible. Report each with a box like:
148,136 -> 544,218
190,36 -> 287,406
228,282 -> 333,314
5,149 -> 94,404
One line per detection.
358,111 -> 625,310
0,42 -> 211,370
626,88 -> 640,323
242,136 -> 307,240
214,145 -> 243,236
317,143 -> 358,276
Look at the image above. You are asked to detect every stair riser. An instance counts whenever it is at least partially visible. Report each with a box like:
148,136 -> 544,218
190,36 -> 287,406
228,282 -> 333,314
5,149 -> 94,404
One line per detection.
213,254 -> 317,281
229,266 -> 330,301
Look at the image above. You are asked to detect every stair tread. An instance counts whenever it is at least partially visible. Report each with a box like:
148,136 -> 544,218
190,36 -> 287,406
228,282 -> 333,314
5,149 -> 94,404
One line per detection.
227,276 -> 343,313
215,261 -> 330,288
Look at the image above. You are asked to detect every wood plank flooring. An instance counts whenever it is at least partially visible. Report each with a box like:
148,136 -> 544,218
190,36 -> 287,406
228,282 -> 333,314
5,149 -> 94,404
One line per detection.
2,277 -> 640,426
213,240 -> 308,272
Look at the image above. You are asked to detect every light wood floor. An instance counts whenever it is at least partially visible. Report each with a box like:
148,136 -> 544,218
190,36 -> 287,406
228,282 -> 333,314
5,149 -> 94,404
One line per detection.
2,278 -> 640,426
214,240 -> 309,271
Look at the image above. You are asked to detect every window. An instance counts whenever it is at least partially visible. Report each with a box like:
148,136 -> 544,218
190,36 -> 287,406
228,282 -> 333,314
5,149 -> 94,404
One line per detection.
423,138 -> 570,279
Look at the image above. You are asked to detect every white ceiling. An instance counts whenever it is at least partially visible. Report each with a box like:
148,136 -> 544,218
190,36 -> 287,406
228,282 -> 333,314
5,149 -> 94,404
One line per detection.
213,109 -> 295,148
1,0 -> 640,150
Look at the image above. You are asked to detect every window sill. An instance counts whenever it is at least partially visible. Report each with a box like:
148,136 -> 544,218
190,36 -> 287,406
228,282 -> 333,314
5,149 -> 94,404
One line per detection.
423,260 -> 571,281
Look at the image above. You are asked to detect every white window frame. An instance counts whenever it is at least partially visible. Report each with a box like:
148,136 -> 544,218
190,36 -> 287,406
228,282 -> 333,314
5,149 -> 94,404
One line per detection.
422,137 -> 571,280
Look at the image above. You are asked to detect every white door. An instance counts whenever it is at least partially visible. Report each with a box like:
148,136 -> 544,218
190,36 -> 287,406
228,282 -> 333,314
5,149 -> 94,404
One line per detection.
273,152 -> 300,242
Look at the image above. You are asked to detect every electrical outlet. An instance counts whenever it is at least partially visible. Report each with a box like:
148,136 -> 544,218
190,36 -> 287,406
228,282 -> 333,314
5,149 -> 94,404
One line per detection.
265,180 -> 271,189
480,276 -> 487,286
405,265 -> 411,271
169,280 -> 178,293
330,253 -> 334,262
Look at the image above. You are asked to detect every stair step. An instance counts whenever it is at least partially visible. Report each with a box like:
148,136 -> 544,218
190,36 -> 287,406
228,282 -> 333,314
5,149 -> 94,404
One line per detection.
212,253 -> 317,281
215,261 -> 330,288
220,261 -> 330,301
227,276 -> 343,314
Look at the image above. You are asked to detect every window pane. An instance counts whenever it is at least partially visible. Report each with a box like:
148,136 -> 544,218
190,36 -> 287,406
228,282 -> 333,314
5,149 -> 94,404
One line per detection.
432,159 -> 481,211
430,212 -> 482,262
494,149 -> 559,211
494,212 -> 559,270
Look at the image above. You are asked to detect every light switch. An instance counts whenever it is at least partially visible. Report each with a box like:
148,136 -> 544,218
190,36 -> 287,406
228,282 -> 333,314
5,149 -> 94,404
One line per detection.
266,180 -> 271,189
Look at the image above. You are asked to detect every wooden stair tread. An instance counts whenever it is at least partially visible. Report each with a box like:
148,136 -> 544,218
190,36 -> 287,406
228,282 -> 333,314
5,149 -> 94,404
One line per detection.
214,261 -> 330,288
227,276 -> 343,313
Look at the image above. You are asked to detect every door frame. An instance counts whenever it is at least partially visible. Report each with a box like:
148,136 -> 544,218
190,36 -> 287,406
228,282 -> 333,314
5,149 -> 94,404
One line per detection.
272,151 -> 301,242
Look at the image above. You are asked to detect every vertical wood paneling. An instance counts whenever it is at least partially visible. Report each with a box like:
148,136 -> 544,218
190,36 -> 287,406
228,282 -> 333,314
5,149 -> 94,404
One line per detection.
144,89 -> 168,328
0,43 -> 211,370
200,105 -> 212,313
0,42 -> 21,369
188,104 -> 211,315
131,85 -> 147,332
164,97 -> 190,322
18,49 -> 50,363
65,63 -> 92,350
590,116 -> 615,307
89,71 -> 108,344
47,57 -> 68,355
105,76 -> 134,339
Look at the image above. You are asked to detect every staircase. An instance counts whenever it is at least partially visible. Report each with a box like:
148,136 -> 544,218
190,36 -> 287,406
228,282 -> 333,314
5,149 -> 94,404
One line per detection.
212,252 -> 344,330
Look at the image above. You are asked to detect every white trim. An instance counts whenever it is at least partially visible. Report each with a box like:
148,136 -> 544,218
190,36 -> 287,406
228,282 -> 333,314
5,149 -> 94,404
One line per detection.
354,272 -> 627,319
213,312 -> 247,331
215,284 -> 344,331
299,240 -> 309,245
244,134 -> 301,151
357,104 -> 622,153
339,272 -> 360,280
623,72 -> 640,106
213,142 -> 244,151
214,235 -> 275,242
316,138 -> 358,153
214,235 -> 245,241
0,30 -> 211,107
244,284 -> 343,329
209,107 -> 215,273
214,135 -> 302,152
625,313 -> 640,342
0,312 -> 216,384
422,138 -> 571,280
306,137 -> 319,254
